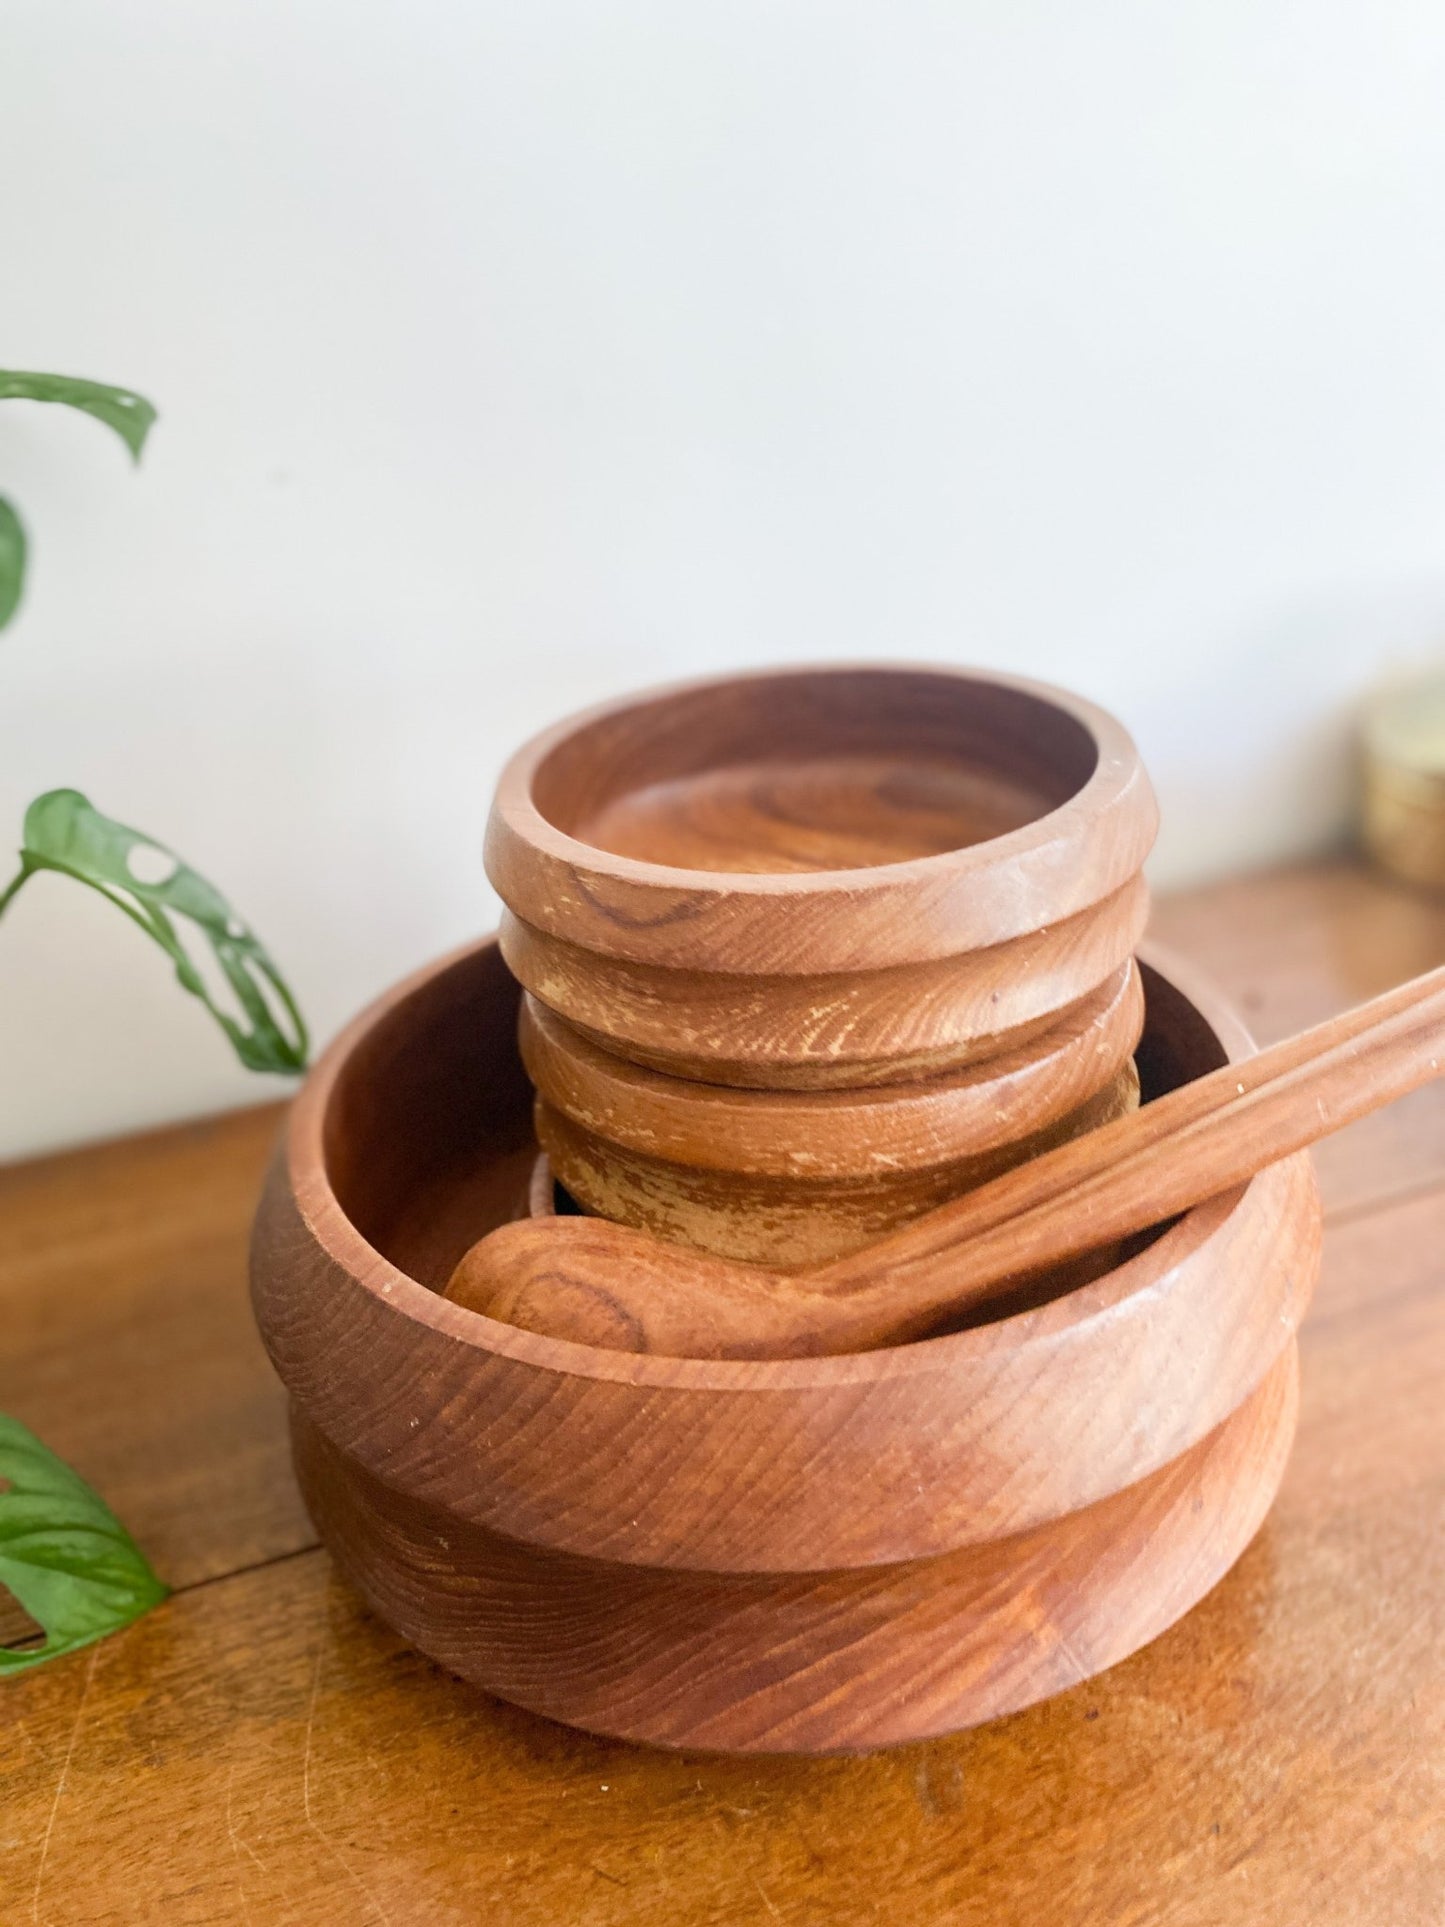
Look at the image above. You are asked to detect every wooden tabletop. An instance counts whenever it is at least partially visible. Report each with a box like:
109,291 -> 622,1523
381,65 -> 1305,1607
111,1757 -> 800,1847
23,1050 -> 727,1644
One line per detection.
2,856 -> 1442,1926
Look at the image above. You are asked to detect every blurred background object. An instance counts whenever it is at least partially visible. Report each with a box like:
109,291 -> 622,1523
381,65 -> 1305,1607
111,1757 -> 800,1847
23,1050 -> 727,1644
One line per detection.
3,0 -> 1445,1157
1362,666 -> 1445,892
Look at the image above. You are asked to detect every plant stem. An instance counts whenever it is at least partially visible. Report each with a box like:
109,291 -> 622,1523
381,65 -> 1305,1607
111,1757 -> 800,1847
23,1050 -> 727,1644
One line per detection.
0,861 -> 34,920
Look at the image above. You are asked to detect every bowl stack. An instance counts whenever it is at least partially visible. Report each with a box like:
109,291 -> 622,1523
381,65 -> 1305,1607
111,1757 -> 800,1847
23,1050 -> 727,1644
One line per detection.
485,665 -> 1160,1266
248,939 -> 1322,1752
248,663 -> 1325,1754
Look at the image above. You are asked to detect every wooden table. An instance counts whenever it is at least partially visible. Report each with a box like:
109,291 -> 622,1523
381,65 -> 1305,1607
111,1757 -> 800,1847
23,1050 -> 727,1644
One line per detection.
2,857 -> 1441,1926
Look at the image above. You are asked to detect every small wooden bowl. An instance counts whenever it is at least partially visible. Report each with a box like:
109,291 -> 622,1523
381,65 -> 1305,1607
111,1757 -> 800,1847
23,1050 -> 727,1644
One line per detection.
250,938 -> 1321,1754
487,665 -> 1158,1085
522,966 -> 1144,1266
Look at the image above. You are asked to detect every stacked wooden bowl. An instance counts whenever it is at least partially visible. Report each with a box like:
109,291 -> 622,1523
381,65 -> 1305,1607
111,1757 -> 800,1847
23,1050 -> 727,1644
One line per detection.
487,665 -> 1159,1265
249,940 -> 1321,1752
249,662 -> 1323,1752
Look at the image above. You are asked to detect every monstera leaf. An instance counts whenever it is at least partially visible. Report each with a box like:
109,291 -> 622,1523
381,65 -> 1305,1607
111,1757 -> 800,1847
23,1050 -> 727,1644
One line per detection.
0,370 -> 157,631
0,1413 -> 167,1677
1,790 -> 308,1074
0,370 -> 156,462
0,368 -> 308,1681
0,498 -> 23,631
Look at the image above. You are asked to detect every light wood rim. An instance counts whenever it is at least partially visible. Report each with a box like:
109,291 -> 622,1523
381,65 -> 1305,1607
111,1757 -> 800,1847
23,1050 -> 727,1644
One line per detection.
485,664 -> 1159,973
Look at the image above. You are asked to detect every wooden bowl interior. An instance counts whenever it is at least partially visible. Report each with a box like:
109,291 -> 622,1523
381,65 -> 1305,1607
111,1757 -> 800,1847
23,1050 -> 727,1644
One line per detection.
319,945 -> 1224,1302
528,669 -> 1101,875
323,944 -> 536,1291
261,932 -> 1307,1753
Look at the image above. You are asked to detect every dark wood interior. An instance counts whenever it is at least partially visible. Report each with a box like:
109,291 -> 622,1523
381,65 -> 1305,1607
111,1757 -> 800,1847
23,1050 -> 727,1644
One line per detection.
323,943 -> 534,1290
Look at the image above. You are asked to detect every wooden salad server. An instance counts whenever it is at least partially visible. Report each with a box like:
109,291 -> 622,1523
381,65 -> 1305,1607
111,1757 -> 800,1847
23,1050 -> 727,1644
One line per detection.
446,963 -> 1445,1360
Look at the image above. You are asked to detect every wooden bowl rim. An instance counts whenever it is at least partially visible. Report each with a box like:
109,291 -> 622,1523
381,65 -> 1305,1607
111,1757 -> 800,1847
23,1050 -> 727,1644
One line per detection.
284,934 -> 1257,1393
497,871 -> 1150,1083
518,963 -> 1144,1178
485,663 -> 1159,968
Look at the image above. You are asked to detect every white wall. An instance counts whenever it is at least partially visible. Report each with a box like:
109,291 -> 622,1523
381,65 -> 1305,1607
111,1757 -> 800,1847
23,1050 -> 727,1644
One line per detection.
3,1 -> 1445,1159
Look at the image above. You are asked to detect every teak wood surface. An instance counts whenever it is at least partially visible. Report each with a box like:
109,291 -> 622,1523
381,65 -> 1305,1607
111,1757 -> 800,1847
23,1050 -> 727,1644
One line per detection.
249,929 -> 1316,1749
458,952 -> 1445,1360
521,972 -> 1144,1267
488,665 -> 1157,1261
2,857 -> 1443,1922
486,666 -> 1159,973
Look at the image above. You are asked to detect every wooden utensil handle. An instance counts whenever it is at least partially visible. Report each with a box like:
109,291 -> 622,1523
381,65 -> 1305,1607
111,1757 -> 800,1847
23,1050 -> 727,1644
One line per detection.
820,962 -> 1445,1334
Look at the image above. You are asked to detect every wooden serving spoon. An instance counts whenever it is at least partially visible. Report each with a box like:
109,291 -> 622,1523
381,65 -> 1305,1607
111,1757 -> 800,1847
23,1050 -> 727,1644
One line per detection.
446,963 -> 1445,1359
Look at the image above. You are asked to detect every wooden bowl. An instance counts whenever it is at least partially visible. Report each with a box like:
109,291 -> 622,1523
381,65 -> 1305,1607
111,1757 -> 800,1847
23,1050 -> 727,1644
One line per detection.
487,665 -> 1158,1085
521,966 -> 1144,1266
488,664 -> 1157,1260
250,937 -> 1321,1754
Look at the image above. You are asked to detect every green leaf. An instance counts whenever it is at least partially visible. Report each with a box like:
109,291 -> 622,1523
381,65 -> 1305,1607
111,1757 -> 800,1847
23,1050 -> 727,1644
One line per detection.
0,1412 -> 167,1678
0,497 -> 24,631
8,789 -> 309,1074
0,370 -> 157,463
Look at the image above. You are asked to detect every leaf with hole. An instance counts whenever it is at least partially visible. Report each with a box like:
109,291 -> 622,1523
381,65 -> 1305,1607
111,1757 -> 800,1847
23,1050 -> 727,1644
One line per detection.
0,1412 -> 167,1678
5,789 -> 309,1073
0,370 -> 157,463
0,497 -> 24,631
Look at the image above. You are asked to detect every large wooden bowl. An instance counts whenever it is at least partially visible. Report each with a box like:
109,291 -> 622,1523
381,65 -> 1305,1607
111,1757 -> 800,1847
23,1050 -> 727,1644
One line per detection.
250,938 -> 1321,1754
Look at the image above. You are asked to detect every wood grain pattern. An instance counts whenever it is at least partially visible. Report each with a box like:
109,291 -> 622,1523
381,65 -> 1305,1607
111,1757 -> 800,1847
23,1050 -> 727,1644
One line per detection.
519,965 -> 1144,1181
456,953 -> 1445,1357
251,940 -> 1317,1578
290,1348 -> 1298,1753
0,858 -> 1440,1921
0,1106 -> 306,1602
488,666 -> 1157,1091
1150,855 -> 1445,1216
489,665 -> 1156,1262
498,876 -> 1150,1087
523,964 -> 1143,1265
531,1065 -> 1137,1268
577,750 -> 1053,873
487,665 -> 1159,972
249,933 -> 1320,1749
